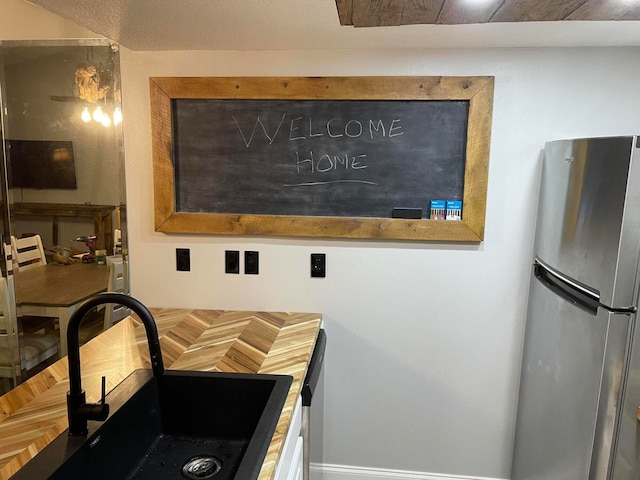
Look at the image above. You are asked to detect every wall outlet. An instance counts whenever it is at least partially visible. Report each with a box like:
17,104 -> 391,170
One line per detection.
225,250 -> 240,274
245,251 -> 259,274
176,248 -> 190,271
311,253 -> 326,278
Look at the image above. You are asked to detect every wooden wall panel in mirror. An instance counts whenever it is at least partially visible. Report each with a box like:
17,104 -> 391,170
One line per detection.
151,76 -> 493,242
0,39 -> 128,394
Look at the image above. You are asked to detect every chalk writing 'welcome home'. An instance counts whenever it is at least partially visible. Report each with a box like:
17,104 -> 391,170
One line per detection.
231,114 -> 404,184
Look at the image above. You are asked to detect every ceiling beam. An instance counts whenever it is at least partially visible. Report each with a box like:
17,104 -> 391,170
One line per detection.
335,0 -> 354,25
351,0 -> 445,27
437,0 -> 504,24
620,5 -> 640,20
335,0 -> 640,26
490,0 -> 590,22
567,0 -> 640,20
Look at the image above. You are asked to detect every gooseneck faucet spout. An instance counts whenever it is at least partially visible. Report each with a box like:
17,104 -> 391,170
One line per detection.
66,293 -> 165,436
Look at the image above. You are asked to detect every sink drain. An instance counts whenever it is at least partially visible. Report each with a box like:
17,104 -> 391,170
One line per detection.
181,455 -> 222,479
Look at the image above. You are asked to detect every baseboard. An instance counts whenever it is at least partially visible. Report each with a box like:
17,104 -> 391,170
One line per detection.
310,463 -> 507,480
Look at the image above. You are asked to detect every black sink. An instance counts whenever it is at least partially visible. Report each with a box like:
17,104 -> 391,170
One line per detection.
12,369 -> 292,480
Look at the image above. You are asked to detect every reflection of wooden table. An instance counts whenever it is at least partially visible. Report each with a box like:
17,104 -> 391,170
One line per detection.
14,262 -> 110,355
10,203 -> 116,251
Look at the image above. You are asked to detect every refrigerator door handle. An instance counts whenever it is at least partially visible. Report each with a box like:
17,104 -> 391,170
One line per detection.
535,257 -> 600,298
534,258 -> 636,314
534,258 -> 600,315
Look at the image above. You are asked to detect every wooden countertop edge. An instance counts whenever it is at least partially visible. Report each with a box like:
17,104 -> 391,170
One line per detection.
257,317 -> 321,480
0,309 -> 322,480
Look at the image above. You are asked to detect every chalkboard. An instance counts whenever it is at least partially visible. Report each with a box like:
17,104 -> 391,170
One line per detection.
172,99 -> 468,219
151,76 -> 494,242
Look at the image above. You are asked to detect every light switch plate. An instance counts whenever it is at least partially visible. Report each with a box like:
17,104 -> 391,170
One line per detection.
245,251 -> 259,275
225,250 -> 240,274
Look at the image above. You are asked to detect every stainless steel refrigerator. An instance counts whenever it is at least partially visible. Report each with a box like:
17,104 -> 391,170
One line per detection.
511,136 -> 640,480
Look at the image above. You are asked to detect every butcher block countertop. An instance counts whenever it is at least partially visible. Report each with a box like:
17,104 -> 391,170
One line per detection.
0,308 -> 322,480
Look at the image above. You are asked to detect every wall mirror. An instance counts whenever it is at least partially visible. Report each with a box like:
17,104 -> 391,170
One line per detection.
0,39 -> 127,395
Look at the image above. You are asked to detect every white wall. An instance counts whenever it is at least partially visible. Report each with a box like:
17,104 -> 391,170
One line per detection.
119,47 -> 640,478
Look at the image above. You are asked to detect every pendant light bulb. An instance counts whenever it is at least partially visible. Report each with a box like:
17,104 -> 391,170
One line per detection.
92,105 -> 104,122
81,107 -> 91,123
113,107 -> 122,126
101,112 -> 112,127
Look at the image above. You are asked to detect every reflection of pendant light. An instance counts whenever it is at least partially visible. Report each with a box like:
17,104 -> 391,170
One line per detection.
92,105 -> 104,122
81,107 -> 91,123
52,147 -> 71,162
113,107 -> 122,126
101,112 -> 112,127
73,45 -> 122,127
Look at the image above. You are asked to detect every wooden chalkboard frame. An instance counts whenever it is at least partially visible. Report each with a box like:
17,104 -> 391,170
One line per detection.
151,76 -> 494,242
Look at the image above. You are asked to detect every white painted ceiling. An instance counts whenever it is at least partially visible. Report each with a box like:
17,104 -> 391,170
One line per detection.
27,0 -> 640,50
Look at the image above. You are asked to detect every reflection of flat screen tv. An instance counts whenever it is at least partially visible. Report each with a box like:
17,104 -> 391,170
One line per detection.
7,139 -> 77,189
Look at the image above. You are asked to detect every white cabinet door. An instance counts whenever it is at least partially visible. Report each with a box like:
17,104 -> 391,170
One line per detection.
288,436 -> 304,480
274,397 -> 302,480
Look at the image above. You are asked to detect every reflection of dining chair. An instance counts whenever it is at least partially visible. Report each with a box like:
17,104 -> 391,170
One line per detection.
0,244 -> 59,386
11,235 -> 47,271
103,259 -> 130,330
0,272 -> 20,385
113,228 -> 122,255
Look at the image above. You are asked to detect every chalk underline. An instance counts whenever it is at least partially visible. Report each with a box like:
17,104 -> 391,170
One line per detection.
283,180 -> 378,187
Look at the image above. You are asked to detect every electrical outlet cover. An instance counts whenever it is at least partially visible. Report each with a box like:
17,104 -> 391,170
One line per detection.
311,253 -> 326,277
176,248 -> 190,271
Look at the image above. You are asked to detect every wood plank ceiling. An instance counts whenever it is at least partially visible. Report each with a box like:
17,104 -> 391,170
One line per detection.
336,0 -> 640,27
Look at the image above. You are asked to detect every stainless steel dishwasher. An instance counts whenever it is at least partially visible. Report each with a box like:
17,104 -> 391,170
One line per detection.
301,329 -> 326,480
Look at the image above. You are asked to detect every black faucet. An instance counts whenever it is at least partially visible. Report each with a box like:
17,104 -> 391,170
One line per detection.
66,292 -> 165,436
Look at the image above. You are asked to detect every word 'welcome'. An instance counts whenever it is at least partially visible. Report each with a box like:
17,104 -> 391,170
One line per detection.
232,114 -> 404,148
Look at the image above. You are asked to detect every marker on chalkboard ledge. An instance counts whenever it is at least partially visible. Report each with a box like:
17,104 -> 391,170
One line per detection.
446,200 -> 462,220
430,200 -> 446,220
392,208 -> 422,219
